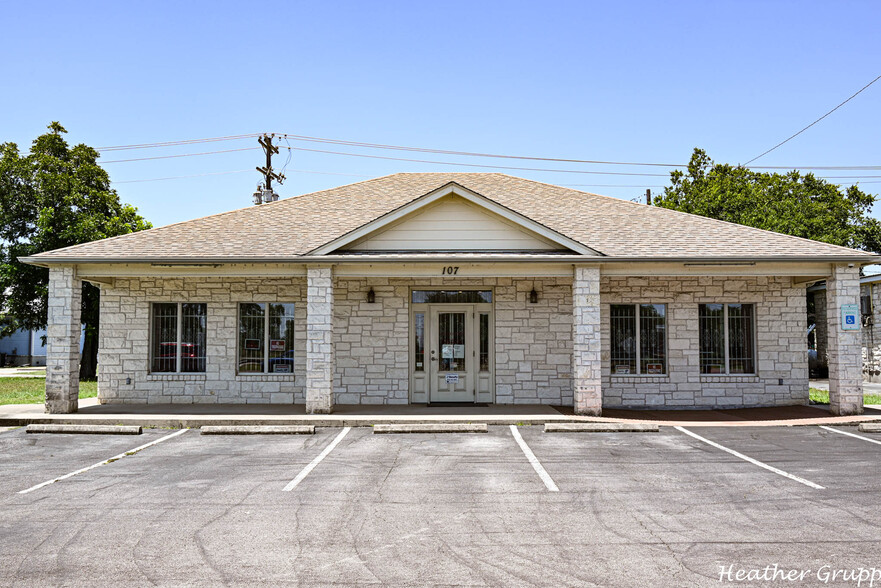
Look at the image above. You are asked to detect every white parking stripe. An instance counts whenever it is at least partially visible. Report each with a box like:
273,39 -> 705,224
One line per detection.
283,427 -> 351,491
18,428 -> 189,495
674,426 -> 824,490
509,425 -> 559,492
820,425 -> 881,446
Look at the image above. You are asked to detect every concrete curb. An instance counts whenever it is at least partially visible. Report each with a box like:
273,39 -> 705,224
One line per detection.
200,425 -> 315,435
858,423 -> 881,433
544,423 -> 660,433
0,416 -> 576,428
373,423 -> 488,434
26,424 -> 142,435
3,415 -> 881,428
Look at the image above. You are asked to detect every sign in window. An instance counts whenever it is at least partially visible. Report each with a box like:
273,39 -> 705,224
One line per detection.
610,304 -> 667,375
150,303 -> 207,373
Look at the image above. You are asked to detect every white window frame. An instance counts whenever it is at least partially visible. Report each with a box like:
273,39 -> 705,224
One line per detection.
699,303 -> 757,376
236,302 -> 295,375
610,303 -> 668,376
149,302 -> 207,374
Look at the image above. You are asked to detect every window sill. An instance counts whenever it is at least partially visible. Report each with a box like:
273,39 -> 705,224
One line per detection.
610,376 -> 669,384
699,375 -> 759,383
147,373 -> 207,381
236,374 -> 298,381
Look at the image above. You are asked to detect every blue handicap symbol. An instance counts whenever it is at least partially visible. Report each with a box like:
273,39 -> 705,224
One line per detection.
846,315 -> 855,324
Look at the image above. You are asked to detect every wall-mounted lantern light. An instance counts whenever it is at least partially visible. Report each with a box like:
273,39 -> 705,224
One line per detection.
529,288 -> 538,304
367,288 -> 376,303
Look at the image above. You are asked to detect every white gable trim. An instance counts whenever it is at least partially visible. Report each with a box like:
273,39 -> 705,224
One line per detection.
308,182 -> 602,256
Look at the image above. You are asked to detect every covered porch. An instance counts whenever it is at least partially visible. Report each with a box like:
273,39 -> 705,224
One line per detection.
40,259 -> 866,416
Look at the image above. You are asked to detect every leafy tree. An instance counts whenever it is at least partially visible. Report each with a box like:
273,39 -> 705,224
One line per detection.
0,122 -> 150,378
653,148 -> 881,252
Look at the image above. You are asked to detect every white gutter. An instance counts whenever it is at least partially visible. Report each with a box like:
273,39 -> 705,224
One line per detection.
19,254 -> 881,266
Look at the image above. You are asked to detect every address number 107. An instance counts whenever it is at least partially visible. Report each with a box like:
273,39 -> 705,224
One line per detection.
441,266 -> 460,275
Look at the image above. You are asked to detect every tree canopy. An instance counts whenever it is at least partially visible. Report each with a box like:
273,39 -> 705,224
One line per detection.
0,122 -> 151,376
652,148 -> 881,253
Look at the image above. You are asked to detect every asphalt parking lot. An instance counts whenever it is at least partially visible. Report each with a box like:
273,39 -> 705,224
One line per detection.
1,424 -> 881,587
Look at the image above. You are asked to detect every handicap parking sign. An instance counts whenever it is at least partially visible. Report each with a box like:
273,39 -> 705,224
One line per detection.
841,304 -> 860,330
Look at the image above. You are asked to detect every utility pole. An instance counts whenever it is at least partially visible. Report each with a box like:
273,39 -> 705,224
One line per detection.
253,134 -> 286,205
645,189 -> 652,205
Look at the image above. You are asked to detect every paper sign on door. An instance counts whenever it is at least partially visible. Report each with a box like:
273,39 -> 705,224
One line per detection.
442,345 -> 454,358
445,374 -> 459,383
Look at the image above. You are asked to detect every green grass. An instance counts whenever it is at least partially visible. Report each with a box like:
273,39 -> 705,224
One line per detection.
0,378 -> 97,405
810,387 -> 881,406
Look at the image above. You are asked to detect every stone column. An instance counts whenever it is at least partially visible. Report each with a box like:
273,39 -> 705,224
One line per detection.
306,266 -> 335,414
45,266 -> 82,413
573,265 -> 602,415
826,264 -> 863,415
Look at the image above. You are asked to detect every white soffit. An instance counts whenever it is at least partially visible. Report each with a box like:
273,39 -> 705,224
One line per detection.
308,183 -> 601,256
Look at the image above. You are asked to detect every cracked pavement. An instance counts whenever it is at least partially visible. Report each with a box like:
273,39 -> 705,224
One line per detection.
0,425 -> 880,586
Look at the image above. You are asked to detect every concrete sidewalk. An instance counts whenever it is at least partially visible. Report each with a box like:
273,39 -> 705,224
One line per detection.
809,379 -> 881,395
0,367 -> 46,378
2,398 -> 881,428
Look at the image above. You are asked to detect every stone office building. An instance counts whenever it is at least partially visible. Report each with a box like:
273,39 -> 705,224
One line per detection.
23,173 -> 875,415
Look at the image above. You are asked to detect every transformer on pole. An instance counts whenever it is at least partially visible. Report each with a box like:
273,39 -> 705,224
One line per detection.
253,134 -> 285,205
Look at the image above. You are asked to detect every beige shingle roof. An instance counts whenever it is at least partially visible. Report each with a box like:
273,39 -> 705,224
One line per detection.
26,173 -> 877,262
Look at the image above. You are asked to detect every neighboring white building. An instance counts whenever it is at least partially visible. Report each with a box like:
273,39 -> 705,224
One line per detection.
0,325 -> 85,367
21,173 -> 876,415
0,327 -> 47,366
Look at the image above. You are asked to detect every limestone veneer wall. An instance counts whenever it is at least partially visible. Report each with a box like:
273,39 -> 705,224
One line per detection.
332,277 -> 574,405
98,277 -> 307,404
96,273 -> 807,408
98,275 -> 575,405
601,276 -> 809,409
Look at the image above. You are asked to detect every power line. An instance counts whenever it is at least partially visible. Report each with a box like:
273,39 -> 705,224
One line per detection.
283,145 -> 881,181
110,168 -> 369,184
276,133 -> 685,168
112,169 -> 252,183
280,136 -> 293,178
814,175 -> 881,179
277,132 -> 881,171
748,164 -> 881,171
96,140 -> 881,182
744,73 -> 881,165
282,145 -> 671,177
101,147 -> 259,164
94,130 -> 881,171
97,133 -> 260,151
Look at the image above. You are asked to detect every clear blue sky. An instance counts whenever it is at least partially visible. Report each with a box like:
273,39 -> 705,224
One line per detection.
4,1 -> 880,228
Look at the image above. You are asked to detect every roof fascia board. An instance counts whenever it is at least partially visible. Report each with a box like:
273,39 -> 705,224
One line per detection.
74,260 -> 838,279
306,182 -> 601,256
54,259 -> 859,280
21,255 -> 881,266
